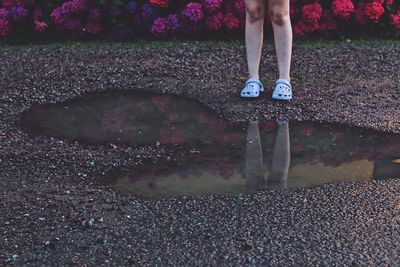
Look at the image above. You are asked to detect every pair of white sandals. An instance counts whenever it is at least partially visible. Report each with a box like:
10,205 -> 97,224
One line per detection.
240,78 -> 292,101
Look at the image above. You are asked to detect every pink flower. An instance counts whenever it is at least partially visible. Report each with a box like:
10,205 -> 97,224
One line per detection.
34,21 -> 47,32
182,2 -> 203,23
391,10 -> 400,30
234,0 -> 245,16
50,8 -> 64,24
364,1 -> 385,20
0,8 -> 9,18
302,3 -> 323,24
332,0 -> 355,20
204,0 -> 222,13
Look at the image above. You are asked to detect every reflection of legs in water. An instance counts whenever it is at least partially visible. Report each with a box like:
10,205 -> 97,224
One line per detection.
245,121 -> 265,191
372,160 -> 400,180
267,120 -> 290,189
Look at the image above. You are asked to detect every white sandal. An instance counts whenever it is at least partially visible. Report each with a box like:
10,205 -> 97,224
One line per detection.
240,79 -> 264,98
272,79 -> 292,101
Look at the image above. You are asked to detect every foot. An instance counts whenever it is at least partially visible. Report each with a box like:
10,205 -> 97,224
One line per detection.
240,79 -> 264,98
272,79 -> 292,101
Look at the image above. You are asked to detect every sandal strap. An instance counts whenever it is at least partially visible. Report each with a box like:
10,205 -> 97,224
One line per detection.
245,79 -> 263,89
275,80 -> 292,90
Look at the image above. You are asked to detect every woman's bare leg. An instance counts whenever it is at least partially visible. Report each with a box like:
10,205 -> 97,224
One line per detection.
268,0 -> 292,82
245,0 -> 266,80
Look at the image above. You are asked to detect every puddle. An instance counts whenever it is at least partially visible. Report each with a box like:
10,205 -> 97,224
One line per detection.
20,91 -> 400,199
20,90 -> 243,146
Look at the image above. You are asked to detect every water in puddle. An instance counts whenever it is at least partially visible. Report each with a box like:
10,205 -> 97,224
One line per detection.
20,91 -> 400,199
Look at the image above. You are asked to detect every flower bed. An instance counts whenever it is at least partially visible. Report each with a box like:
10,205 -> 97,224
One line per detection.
0,0 -> 399,39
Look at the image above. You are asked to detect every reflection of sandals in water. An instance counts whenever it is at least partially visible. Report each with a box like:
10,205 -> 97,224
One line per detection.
272,79 -> 292,101
240,79 -> 264,98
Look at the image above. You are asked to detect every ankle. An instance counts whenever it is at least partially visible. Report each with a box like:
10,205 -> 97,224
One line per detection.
279,76 -> 291,83
249,75 -> 260,81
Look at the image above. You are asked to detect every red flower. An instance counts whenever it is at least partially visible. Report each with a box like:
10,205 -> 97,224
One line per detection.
364,1 -> 385,20
302,3 -> 323,24
149,0 -> 169,8
386,0 -> 394,5
391,10 -> 400,30
223,12 -> 240,31
293,19 -> 318,37
332,0 -> 355,20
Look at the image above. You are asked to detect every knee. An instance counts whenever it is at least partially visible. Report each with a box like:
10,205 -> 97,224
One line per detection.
269,8 -> 289,26
246,4 -> 265,23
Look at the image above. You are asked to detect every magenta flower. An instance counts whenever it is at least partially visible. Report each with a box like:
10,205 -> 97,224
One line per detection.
151,17 -> 168,37
50,8 -> 64,24
204,0 -> 223,13
0,8 -> 9,19
234,0 -> 245,16
205,12 -> 223,31
182,2 -> 203,23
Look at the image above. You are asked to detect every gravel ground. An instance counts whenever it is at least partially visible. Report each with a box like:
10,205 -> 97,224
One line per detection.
0,41 -> 399,266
